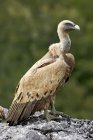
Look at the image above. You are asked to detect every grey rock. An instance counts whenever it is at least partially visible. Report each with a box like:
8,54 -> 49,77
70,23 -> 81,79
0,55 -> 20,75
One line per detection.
0,111 -> 93,140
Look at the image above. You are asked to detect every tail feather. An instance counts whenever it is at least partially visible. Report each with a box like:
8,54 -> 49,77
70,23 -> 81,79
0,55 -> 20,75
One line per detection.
7,101 -> 36,126
19,101 -> 36,121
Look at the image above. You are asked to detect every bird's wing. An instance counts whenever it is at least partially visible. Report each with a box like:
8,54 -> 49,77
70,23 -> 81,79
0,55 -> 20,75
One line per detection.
7,57 -> 56,125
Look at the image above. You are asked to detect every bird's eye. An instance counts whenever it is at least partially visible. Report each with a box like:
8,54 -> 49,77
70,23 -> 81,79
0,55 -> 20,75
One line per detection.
65,23 -> 73,26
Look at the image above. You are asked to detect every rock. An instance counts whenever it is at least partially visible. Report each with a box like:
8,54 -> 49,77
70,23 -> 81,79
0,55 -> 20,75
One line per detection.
0,111 -> 93,140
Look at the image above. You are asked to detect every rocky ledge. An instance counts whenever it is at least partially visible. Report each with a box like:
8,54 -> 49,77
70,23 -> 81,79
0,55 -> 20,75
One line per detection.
0,111 -> 93,140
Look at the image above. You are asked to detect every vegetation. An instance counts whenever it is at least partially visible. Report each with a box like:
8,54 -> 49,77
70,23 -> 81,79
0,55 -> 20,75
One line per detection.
0,0 -> 93,119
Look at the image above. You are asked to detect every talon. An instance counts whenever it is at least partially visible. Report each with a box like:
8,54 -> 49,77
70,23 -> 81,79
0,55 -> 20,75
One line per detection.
44,109 -> 59,121
50,109 -> 64,116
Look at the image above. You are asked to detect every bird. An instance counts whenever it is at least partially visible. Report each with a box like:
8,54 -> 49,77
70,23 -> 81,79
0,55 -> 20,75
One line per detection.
6,20 -> 80,125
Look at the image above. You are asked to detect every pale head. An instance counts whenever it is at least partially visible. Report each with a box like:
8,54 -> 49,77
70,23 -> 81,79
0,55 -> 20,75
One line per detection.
57,20 -> 80,33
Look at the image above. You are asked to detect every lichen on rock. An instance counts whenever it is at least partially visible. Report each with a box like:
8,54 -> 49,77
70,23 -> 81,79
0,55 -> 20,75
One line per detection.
0,111 -> 93,140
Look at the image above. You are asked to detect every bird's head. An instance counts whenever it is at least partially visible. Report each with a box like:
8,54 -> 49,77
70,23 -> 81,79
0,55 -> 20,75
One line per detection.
57,20 -> 80,33
57,20 -> 80,53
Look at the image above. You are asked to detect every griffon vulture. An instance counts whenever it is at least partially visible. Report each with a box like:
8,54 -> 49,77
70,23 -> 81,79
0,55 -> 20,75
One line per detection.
1,20 -> 80,125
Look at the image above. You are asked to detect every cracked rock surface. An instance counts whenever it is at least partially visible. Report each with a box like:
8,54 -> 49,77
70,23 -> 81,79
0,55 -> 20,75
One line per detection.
0,112 -> 93,140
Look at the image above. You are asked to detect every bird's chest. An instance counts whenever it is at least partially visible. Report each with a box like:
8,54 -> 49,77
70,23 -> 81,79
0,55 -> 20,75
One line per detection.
53,58 -> 71,87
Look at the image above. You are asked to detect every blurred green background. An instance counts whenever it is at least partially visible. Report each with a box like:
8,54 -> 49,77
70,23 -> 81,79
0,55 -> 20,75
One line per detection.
0,0 -> 93,119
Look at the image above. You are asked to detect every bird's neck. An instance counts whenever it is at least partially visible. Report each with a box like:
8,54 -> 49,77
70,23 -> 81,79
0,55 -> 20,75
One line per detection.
58,30 -> 71,53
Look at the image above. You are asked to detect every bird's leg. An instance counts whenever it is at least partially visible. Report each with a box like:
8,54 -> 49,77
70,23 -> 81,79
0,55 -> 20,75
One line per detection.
50,95 -> 64,116
44,108 -> 59,121
44,109 -> 50,121
50,95 -> 56,114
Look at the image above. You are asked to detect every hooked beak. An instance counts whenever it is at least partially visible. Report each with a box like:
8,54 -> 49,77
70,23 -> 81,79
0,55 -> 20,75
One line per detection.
74,25 -> 80,31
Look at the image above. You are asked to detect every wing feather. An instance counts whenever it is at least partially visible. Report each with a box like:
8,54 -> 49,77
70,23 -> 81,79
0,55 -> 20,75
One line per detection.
7,57 -> 56,125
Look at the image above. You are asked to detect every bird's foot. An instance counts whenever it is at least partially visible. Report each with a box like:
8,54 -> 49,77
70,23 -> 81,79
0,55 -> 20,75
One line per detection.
44,109 -> 64,121
50,110 -> 71,120
46,113 -> 61,121
50,110 -> 64,116
44,109 -> 61,121
50,97 -> 64,117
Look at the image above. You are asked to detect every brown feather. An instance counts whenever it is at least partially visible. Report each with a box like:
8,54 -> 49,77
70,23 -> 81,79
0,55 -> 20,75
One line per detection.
7,20 -> 77,125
